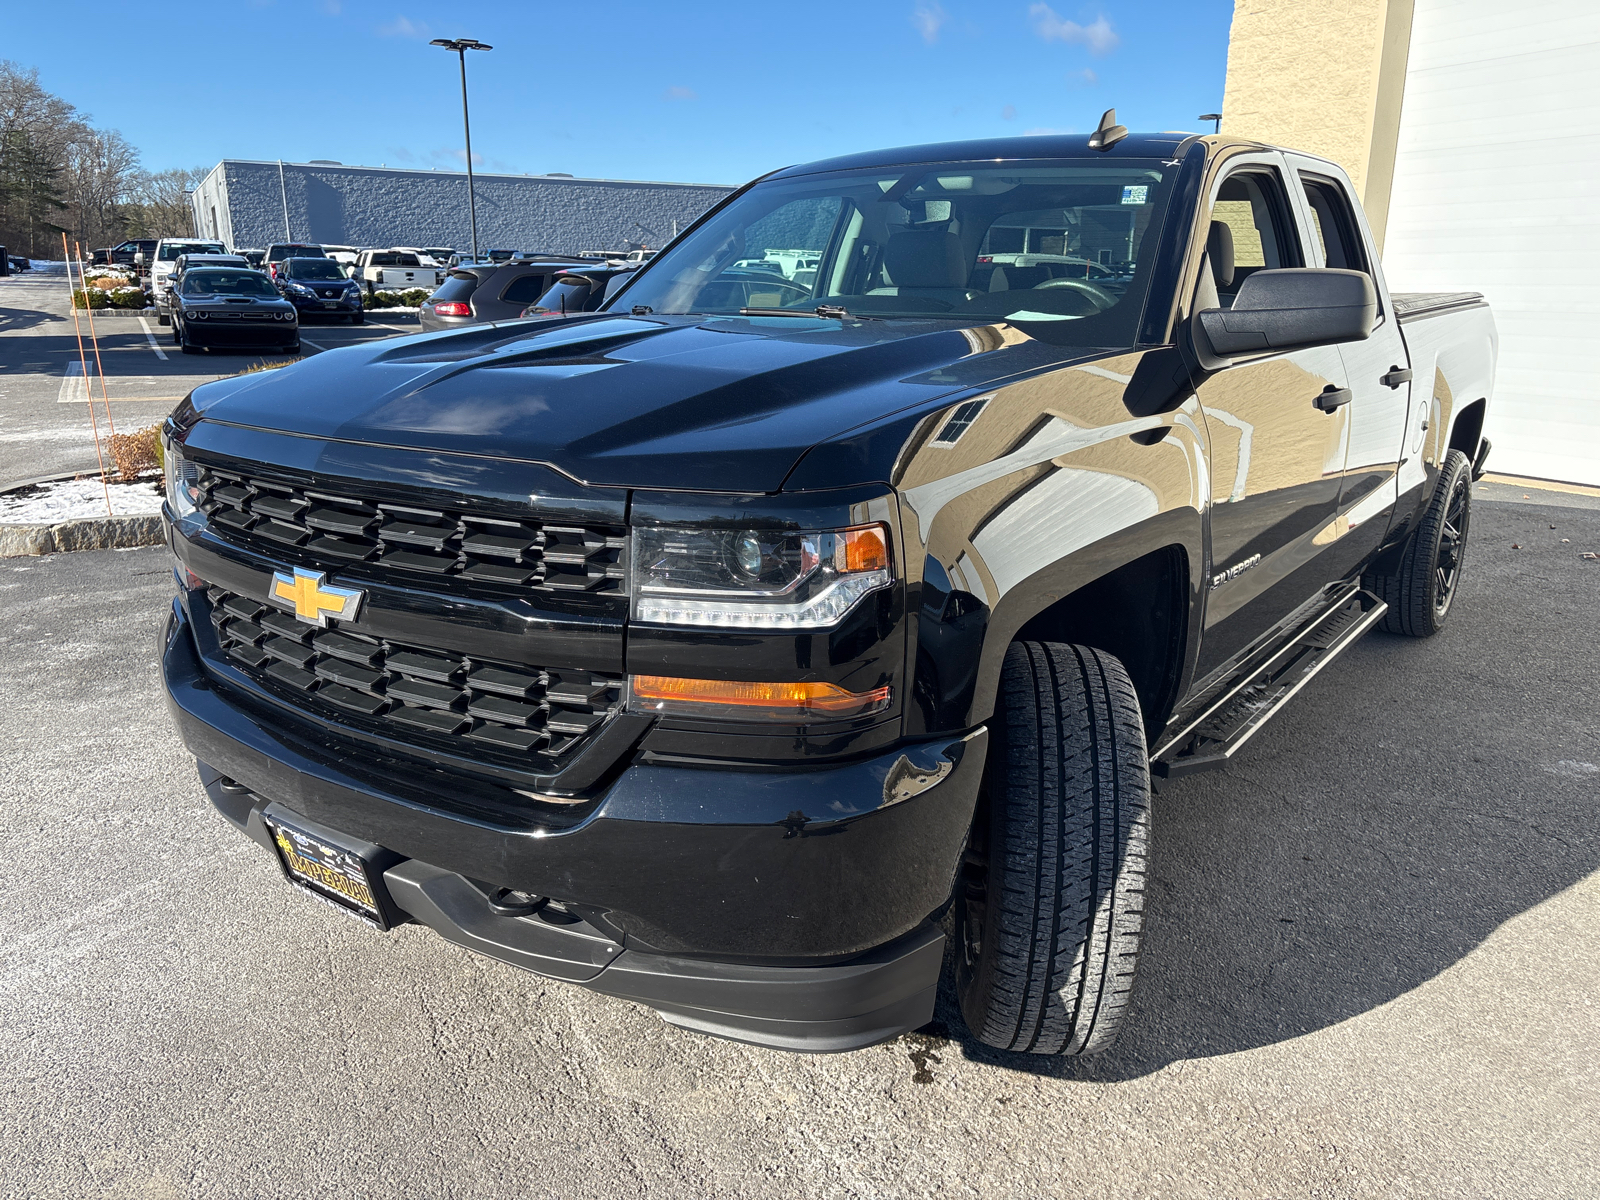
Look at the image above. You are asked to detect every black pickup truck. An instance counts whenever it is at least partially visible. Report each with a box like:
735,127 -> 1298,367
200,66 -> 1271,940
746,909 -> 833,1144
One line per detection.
160,127 -> 1496,1055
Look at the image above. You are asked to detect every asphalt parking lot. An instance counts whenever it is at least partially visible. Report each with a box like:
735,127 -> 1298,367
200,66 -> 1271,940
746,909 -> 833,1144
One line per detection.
0,267 -> 413,488
3,495 -> 1596,1197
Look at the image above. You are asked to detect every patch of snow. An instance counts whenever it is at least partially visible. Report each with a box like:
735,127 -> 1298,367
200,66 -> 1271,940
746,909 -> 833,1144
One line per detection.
0,477 -> 164,523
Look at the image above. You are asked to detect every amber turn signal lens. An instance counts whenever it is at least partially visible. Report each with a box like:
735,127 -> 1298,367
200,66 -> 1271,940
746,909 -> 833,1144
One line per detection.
842,525 -> 889,573
632,675 -> 892,720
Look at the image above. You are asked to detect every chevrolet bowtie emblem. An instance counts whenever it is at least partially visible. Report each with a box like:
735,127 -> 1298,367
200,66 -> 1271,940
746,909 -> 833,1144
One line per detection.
269,566 -> 364,627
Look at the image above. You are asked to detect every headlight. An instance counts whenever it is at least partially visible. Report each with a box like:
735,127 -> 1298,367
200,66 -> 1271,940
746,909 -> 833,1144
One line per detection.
287,282 -> 314,296
631,523 -> 891,630
163,440 -> 201,522
192,310 -> 207,319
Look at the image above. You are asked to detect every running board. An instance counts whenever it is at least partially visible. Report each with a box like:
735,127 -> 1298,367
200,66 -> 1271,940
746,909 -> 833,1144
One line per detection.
1151,587 -> 1388,778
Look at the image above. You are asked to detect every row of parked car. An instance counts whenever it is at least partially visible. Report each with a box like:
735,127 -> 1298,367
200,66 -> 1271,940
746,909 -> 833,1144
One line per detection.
104,236 -> 650,354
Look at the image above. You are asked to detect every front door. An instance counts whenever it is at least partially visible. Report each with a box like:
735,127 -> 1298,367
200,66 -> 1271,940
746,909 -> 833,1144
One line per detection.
1195,158 -> 1355,679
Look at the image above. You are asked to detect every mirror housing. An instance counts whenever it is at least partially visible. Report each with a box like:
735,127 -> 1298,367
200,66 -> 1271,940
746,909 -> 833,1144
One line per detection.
133,252 -> 146,267
1192,268 -> 1375,370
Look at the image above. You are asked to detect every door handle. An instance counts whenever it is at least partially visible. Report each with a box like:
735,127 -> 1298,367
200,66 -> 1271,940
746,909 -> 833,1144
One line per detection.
1315,385 -> 1352,413
1379,366 -> 1412,389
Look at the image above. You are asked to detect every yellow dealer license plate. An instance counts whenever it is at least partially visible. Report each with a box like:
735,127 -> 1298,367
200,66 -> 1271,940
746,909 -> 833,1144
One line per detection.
265,812 -> 388,927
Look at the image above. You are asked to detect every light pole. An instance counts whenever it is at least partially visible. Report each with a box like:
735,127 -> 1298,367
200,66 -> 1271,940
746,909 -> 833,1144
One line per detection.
430,37 -> 493,262
1199,113 -> 1222,134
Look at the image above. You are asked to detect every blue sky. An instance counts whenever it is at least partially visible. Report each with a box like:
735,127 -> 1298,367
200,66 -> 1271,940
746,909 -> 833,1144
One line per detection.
18,1 -> 1233,185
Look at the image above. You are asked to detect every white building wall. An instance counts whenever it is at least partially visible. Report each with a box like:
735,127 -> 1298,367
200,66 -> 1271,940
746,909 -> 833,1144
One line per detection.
1382,0 -> 1600,484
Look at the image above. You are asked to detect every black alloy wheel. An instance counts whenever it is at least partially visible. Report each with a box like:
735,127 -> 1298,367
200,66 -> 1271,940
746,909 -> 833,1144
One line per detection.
954,641 -> 1151,1056
1365,448 -> 1473,637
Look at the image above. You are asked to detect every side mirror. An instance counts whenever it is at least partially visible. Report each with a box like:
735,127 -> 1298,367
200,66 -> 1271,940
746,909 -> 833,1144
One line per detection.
1192,268 -> 1375,370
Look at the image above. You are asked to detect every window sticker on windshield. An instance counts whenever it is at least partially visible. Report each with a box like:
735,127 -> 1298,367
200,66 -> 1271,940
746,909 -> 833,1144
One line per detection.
1121,185 -> 1149,205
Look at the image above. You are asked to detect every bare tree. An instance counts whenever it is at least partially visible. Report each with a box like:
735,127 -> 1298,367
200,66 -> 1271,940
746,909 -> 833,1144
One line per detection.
126,166 -> 208,238
64,126 -> 141,248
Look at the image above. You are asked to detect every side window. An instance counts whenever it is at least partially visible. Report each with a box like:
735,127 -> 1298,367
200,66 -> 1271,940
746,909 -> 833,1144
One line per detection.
1299,175 -> 1369,274
499,274 -> 548,305
1207,168 -> 1303,307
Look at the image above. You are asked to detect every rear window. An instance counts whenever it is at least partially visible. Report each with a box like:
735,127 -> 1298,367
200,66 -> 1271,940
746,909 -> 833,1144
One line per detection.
432,273 -> 480,302
285,259 -> 347,281
268,244 -> 324,262
530,277 -> 601,314
370,253 -> 421,267
499,274 -> 550,304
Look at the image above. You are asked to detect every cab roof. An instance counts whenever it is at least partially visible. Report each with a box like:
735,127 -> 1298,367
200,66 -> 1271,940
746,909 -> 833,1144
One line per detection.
766,132 -> 1198,179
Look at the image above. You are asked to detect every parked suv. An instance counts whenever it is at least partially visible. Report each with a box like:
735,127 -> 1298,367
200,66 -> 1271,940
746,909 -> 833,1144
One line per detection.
91,239 -> 158,269
418,258 -> 590,331
518,266 -> 638,319
144,239 -> 227,322
264,243 -> 326,280
275,257 -> 365,323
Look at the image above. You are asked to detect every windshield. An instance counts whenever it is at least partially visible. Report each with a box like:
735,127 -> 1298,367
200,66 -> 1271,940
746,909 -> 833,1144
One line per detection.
285,259 -> 348,281
182,271 -> 278,297
615,158 -> 1178,343
160,242 -> 224,261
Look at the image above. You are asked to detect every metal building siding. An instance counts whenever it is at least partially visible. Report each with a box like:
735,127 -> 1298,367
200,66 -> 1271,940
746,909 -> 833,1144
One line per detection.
190,161 -> 734,258
1381,0 -> 1600,484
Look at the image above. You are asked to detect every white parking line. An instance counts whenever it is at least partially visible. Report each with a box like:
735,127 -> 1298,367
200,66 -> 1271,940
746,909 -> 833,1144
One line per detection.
299,338 -> 331,352
137,317 -> 169,361
57,359 -> 87,405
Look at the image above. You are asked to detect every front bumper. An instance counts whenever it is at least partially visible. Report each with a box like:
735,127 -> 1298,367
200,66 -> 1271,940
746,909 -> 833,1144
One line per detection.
286,294 -> 362,318
183,321 -> 296,347
162,596 -> 985,1051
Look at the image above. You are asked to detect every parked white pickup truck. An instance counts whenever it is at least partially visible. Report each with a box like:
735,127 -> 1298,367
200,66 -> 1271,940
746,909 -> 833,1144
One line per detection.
354,250 -> 442,294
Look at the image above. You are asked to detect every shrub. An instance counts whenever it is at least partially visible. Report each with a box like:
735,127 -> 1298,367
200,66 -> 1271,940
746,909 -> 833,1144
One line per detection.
72,289 -> 109,309
108,287 -> 148,309
108,424 -> 162,482
400,288 -> 430,306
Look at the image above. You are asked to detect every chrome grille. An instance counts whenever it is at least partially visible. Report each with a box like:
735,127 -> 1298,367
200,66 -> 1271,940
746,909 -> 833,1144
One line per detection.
196,466 -> 627,594
205,587 -> 624,764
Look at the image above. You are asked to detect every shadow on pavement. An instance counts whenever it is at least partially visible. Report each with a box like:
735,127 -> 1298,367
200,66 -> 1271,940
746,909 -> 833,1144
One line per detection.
915,499 -> 1600,1080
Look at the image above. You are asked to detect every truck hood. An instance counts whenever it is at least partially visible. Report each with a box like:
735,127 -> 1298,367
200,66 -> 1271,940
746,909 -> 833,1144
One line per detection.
185,313 -> 1095,492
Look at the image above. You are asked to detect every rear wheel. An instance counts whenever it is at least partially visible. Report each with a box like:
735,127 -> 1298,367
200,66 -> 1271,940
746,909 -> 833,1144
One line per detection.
1365,448 -> 1472,637
157,313 -> 170,326
955,641 -> 1151,1055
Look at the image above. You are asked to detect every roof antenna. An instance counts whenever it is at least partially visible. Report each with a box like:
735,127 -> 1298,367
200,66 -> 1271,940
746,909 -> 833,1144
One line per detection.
1088,108 -> 1128,152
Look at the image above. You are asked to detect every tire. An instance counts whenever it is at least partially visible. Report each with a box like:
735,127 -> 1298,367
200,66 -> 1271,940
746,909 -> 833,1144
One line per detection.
179,328 -> 201,355
170,321 -> 180,346
350,311 -> 363,325
285,341 -> 301,355
157,314 -> 170,326
955,641 -> 1151,1055
1364,448 -> 1472,637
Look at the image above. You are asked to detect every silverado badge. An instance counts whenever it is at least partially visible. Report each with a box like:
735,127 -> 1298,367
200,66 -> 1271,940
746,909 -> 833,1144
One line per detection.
269,566 -> 364,627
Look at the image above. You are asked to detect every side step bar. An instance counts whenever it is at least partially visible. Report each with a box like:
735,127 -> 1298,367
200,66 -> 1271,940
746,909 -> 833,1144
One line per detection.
1151,587 -> 1388,778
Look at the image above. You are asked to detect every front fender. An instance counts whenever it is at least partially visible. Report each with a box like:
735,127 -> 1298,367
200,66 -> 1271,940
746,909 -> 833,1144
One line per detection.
890,351 -> 1209,735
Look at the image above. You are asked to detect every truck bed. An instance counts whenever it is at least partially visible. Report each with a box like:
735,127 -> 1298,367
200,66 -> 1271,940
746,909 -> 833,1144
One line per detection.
1391,291 -> 1487,323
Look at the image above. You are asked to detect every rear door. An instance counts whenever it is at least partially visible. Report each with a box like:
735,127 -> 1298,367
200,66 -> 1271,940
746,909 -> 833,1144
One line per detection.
1289,161 -> 1410,573
1193,154 -> 1356,678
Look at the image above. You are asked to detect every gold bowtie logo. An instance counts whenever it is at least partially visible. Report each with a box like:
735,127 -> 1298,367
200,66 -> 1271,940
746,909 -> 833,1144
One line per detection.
270,567 -> 364,627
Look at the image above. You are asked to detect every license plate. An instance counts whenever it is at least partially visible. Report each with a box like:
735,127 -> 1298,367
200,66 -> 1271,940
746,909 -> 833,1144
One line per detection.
264,811 -> 390,927
321,300 -> 339,308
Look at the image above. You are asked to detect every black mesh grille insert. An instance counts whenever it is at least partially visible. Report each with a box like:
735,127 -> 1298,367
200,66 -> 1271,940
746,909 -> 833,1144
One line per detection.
195,465 -> 627,595
204,587 -> 625,766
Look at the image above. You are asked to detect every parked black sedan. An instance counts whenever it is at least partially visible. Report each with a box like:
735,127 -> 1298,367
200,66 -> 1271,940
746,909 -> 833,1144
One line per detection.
171,268 -> 299,356
275,256 -> 365,323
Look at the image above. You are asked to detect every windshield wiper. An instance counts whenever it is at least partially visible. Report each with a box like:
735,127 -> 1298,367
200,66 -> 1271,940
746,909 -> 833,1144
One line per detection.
737,305 -> 875,321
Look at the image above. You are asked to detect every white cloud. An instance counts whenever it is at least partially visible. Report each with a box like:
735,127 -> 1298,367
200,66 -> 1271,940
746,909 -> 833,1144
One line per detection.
1028,5 -> 1118,55
1002,104 -> 1017,120
1067,67 -> 1098,86
662,85 -> 698,101
912,1 -> 947,44
377,15 -> 429,38
1023,126 -> 1074,136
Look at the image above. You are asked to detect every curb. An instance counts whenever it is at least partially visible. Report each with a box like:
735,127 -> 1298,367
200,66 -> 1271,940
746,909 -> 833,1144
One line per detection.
0,514 -> 165,557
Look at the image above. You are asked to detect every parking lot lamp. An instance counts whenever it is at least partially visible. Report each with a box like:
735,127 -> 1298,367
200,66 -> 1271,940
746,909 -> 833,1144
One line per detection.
430,38 -> 493,263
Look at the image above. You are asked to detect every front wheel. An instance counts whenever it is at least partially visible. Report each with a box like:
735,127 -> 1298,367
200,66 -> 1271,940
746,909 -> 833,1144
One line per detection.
179,327 -> 201,354
1365,448 -> 1472,637
955,641 -> 1151,1055
350,311 -> 364,325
